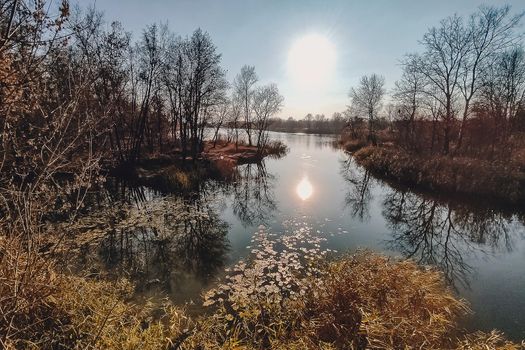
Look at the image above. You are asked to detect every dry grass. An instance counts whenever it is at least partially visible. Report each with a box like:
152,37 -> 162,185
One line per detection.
310,253 -> 469,349
190,248 -> 518,349
0,236 -> 190,350
2,235 -> 522,349
341,138 -> 368,152
456,330 -> 525,350
352,145 -> 525,203
262,140 -> 288,158
0,236 -> 62,348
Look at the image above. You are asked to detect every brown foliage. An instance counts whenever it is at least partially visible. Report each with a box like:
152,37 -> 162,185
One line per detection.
313,253 -> 468,349
352,145 -> 525,203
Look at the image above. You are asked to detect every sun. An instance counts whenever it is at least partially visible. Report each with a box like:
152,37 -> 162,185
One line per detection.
287,33 -> 336,88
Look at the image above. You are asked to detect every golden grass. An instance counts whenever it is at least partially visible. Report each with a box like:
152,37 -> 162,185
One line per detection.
0,236 -> 190,349
2,237 -> 523,349
310,253 -> 469,349
456,330 -> 525,350
1,273 -> 191,349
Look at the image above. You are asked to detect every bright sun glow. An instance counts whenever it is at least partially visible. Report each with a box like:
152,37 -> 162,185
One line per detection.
296,176 -> 314,201
288,33 -> 336,88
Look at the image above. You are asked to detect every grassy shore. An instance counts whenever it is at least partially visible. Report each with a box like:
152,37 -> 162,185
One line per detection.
341,140 -> 525,205
2,233 -> 522,349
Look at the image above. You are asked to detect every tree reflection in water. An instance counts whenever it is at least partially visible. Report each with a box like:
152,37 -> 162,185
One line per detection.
63,161 -> 278,303
382,190 -> 477,289
230,162 -> 277,227
65,182 -> 230,303
341,156 -> 522,290
340,157 -> 372,221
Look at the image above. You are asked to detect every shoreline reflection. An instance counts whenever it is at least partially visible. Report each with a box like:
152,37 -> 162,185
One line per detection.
340,155 -> 523,290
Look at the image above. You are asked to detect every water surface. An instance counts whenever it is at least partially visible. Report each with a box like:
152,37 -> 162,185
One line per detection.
68,132 -> 525,340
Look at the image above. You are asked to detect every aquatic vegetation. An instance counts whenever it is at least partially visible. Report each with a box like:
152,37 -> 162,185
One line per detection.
204,222 -> 327,307
194,225 -> 517,349
49,193 -> 230,303
262,140 -> 289,158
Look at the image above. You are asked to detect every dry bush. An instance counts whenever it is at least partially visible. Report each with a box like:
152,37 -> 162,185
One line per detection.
262,140 -> 289,158
353,146 -> 525,203
0,236 -> 61,348
310,252 -> 469,349
340,137 -> 368,152
457,330 -> 525,350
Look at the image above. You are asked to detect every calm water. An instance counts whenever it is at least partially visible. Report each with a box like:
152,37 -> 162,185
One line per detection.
68,132 -> 525,340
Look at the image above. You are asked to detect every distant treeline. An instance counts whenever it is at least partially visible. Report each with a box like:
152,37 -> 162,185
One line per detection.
267,113 -> 348,134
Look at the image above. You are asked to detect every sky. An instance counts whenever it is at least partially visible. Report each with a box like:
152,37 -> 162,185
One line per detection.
82,0 -> 525,119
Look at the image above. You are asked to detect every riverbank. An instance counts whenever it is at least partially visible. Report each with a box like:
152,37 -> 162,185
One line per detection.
2,236 -> 520,349
267,126 -> 338,135
342,142 -> 525,205
112,140 -> 287,191
203,139 -> 288,171
4,133 -> 525,349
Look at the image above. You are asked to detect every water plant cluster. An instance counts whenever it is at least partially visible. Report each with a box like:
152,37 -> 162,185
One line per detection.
204,221 -> 329,307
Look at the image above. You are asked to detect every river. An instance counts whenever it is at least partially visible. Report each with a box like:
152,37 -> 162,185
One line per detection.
66,131 -> 525,341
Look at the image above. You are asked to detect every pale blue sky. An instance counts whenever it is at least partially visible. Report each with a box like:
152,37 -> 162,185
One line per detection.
83,0 -> 525,118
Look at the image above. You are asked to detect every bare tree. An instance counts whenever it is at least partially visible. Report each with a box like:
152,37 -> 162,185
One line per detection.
233,65 -> 258,146
211,97 -> 231,147
252,84 -> 284,151
129,23 -> 169,162
228,95 -> 243,147
349,74 -> 385,144
186,28 -> 228,159
477,46 -> 525,155
398,5 -> 525,155
415,14 -> 471,154
394,55 -> 426,149
456,5 -> 524,150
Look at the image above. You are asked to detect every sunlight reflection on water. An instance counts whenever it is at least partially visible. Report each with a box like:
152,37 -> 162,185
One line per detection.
296,176 -> 313,200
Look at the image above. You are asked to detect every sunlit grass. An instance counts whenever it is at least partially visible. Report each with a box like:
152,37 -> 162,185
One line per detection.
2,227 -> 522,349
